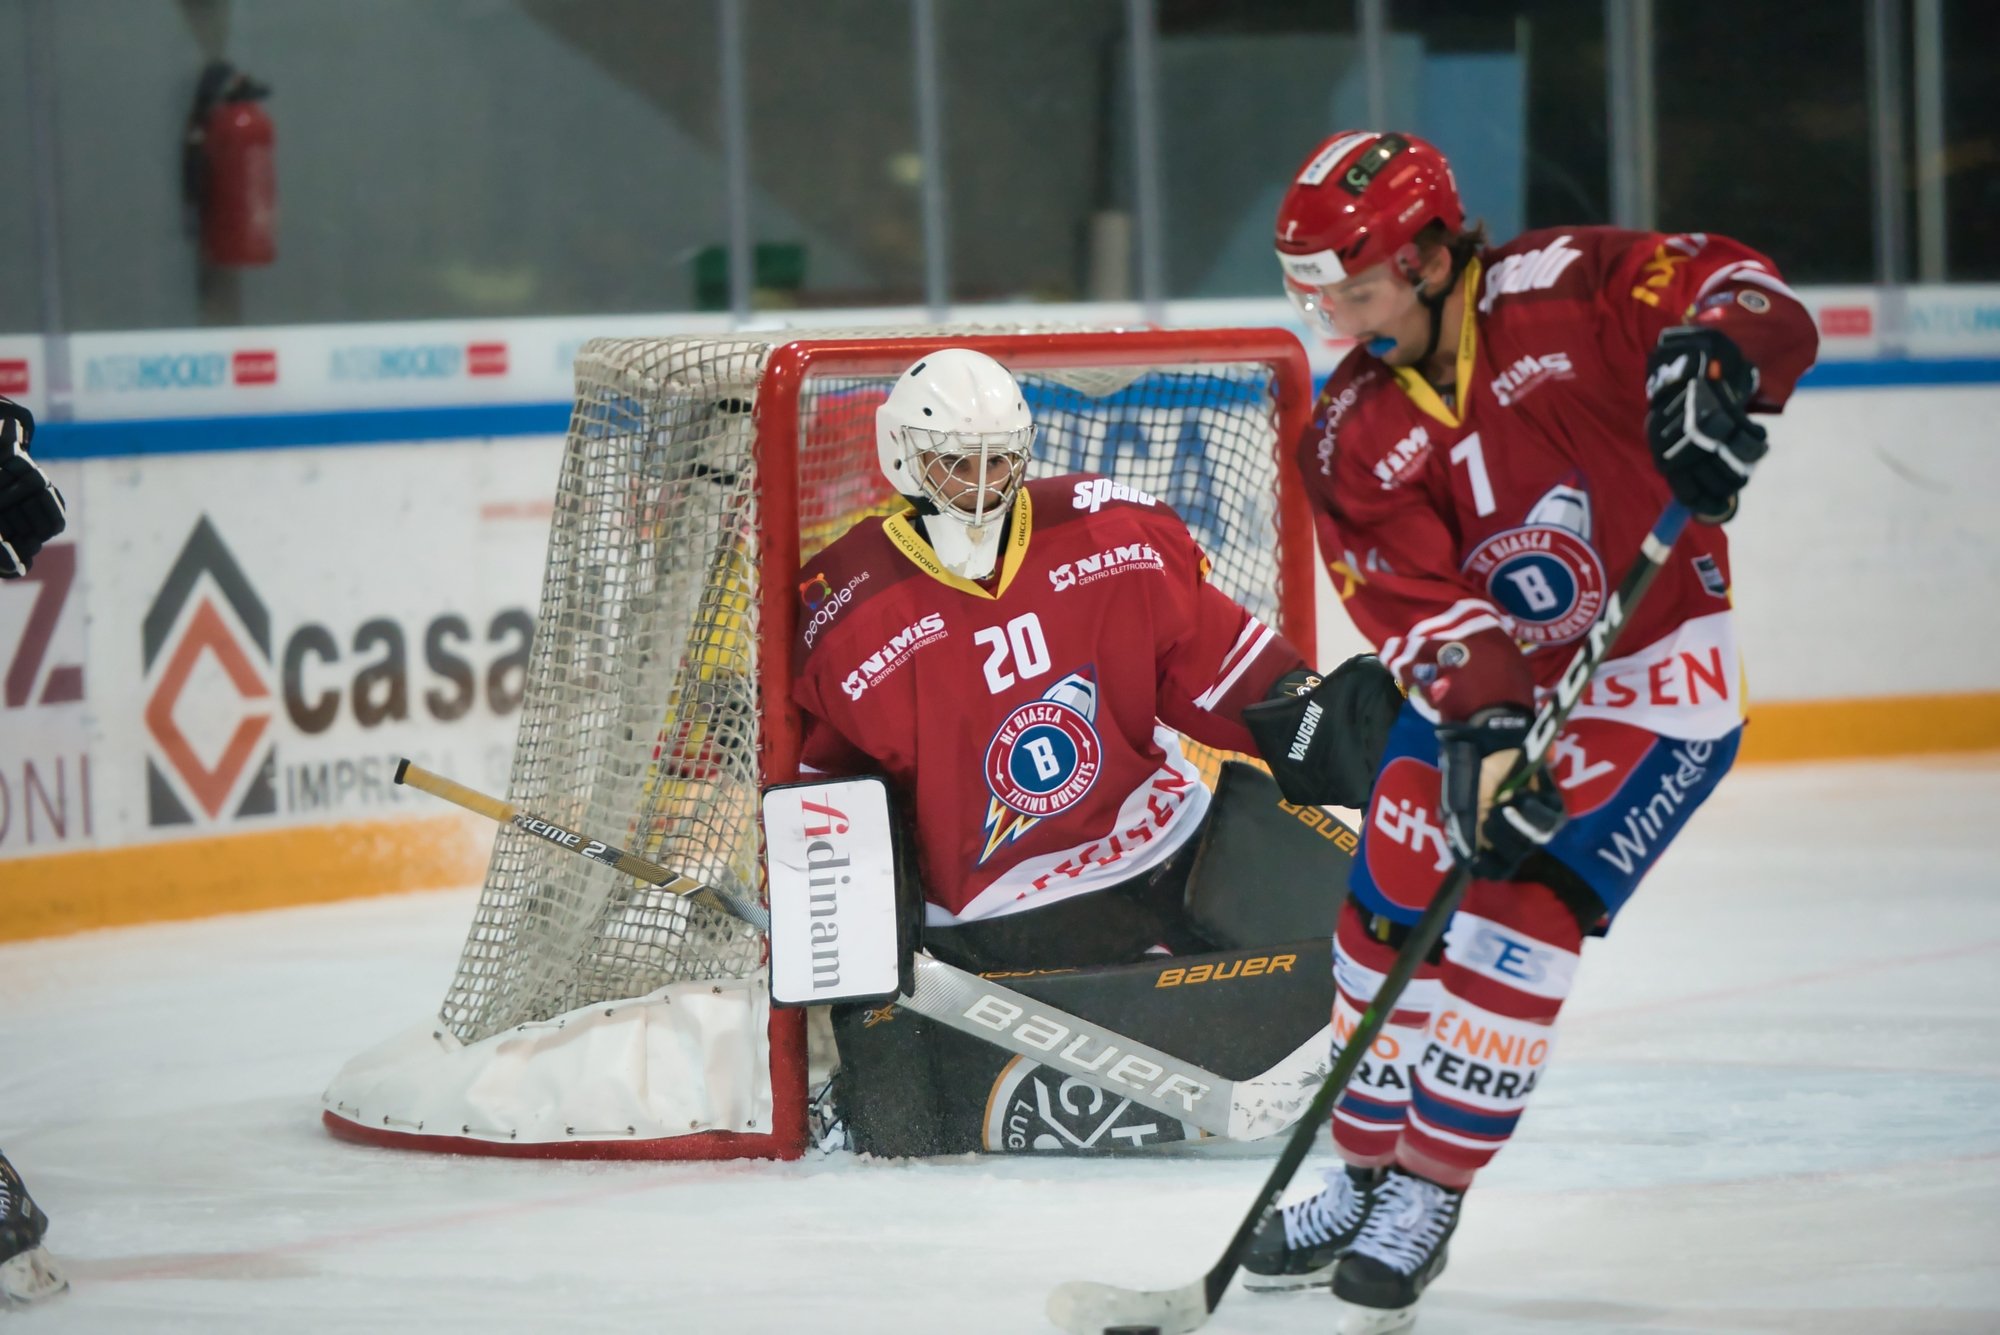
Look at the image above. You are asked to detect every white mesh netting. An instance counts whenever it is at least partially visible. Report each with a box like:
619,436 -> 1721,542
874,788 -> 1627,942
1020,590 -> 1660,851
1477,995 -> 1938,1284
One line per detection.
436,327 -> 1304,1046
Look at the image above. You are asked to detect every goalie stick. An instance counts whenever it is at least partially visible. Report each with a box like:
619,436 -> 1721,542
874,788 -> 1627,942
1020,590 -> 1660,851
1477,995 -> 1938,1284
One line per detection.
1045,500 -> 1694,1335
394,759 -> 1337,1143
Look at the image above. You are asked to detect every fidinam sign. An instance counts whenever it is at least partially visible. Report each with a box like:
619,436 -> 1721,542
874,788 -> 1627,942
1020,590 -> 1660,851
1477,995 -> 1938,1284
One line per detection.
762,776 -> 904,1006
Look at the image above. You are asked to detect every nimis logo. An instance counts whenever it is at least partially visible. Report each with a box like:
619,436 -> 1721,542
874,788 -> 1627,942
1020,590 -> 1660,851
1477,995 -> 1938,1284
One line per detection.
142,518 -> 277,825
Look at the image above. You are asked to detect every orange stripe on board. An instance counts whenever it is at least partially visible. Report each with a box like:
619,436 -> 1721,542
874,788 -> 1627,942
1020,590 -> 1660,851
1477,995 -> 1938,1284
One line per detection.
1740,690 -> 2000,764
3,693 -> 1996,946
0,815 -> 486,944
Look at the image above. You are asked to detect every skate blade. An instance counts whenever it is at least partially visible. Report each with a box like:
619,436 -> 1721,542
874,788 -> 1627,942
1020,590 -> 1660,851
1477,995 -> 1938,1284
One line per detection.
0,1248 -> 69,1307
1335,1299 -> 1417,1335
1240,1260 -> 1339,1293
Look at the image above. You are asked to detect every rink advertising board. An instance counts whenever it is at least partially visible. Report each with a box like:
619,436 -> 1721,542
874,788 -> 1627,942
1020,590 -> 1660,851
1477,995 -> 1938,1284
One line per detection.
65,314 -> 735,420
0,336 -> 46,419
0,435 -> 561,939
6,297 -> 2000,941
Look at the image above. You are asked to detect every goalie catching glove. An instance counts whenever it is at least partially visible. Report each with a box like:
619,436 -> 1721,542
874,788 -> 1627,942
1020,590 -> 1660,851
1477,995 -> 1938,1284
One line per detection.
1243,653 -> 1403,808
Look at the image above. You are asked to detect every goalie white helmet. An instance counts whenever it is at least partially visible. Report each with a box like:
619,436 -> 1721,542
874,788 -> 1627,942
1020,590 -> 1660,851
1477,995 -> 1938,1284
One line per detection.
876,348 -> 1036,580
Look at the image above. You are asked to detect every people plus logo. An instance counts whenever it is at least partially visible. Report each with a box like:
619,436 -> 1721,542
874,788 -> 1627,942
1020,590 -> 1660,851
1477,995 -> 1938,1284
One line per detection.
142,518 -> 277,825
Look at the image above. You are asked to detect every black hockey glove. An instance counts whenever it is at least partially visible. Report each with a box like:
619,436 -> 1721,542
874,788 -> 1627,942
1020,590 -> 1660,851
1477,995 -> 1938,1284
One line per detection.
1436,705 -> 1566,880
1644,326 -> 1768,525
1243,653 -> 1403,809
0,398 -> 66,579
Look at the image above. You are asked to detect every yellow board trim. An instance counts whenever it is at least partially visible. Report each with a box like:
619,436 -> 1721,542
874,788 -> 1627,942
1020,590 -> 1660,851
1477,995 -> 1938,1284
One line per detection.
0,815 -> 485,944
1739,690 -> 2000,764
2,691 -> 1996,945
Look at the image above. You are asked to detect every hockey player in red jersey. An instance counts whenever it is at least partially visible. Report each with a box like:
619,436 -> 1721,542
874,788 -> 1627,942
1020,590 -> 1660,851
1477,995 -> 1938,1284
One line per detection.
1240,132 -> 1820,1329
792,348 -> 1401,1155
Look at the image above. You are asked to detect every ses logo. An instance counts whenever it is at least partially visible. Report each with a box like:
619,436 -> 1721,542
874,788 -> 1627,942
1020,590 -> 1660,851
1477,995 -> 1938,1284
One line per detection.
0,359 -> 28,397
329,341 -> 509,382
85,350 -> 278,393
144,517 -> 535,826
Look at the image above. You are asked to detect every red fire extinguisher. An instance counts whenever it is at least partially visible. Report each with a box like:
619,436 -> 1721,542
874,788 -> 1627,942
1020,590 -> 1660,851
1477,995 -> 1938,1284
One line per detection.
183,62 -> 276,267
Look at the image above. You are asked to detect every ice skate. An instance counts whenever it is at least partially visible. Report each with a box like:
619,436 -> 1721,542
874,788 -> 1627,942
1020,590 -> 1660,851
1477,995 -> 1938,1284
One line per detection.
1331,1167 -> 1461,1333
0,1157 -> 67,1308
1241,1163 -> 1379,1291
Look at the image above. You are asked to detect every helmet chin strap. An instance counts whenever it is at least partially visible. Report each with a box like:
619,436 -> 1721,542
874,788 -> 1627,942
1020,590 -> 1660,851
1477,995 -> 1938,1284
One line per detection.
1409,249 -> 1469,371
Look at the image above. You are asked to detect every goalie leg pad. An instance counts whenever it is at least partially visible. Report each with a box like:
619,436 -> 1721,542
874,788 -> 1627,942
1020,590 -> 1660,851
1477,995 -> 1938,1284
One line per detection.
829,935 -> 1335,1155
1183,761 -> 1355,950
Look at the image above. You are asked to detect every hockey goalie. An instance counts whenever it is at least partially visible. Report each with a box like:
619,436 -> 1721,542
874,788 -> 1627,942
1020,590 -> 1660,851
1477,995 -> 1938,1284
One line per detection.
773,347 -> 1402,1156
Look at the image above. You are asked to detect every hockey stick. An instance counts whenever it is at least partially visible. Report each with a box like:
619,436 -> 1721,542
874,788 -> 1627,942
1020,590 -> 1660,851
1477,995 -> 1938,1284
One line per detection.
394,759 -> 1336,1142
395,759 -> 768,926
1046,500 -> 1694,1335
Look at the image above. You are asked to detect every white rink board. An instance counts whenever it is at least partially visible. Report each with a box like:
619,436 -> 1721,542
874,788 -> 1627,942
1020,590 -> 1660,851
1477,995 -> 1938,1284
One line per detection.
1304,381 -> 2000,705
0,436 -> 559,862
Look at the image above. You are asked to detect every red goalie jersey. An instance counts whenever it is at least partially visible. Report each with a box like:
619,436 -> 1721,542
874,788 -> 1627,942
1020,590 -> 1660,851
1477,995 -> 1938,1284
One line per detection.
793,474 -> 1304,924
1303,226 -> 1819,740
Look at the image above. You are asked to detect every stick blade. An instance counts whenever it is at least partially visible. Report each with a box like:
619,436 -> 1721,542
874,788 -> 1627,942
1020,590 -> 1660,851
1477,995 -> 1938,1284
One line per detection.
1044,1278 -> 1210,1335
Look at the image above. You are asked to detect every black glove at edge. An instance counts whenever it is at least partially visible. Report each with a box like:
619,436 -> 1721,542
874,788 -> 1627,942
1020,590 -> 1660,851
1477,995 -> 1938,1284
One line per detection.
0,397 -> 65,579
1435,705 -> 1566,880
1644,326 -> 1768,525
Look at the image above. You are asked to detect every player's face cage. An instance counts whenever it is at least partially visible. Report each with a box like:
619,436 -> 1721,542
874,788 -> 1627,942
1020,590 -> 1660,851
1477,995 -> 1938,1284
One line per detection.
902,423 -> 1035,529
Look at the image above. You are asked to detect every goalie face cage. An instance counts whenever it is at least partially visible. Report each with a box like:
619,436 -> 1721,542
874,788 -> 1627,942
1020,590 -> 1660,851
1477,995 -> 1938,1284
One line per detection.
321,327 -> 1314,1160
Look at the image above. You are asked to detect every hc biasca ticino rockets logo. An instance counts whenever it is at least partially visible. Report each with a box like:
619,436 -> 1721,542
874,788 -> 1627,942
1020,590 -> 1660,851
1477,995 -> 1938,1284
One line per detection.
979,669 -> 1103,863
1459,483 -> 1605,647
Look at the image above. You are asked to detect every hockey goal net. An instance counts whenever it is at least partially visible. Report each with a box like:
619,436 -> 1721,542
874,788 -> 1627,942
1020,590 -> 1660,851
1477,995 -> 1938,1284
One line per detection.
322,326 -> 1316,1159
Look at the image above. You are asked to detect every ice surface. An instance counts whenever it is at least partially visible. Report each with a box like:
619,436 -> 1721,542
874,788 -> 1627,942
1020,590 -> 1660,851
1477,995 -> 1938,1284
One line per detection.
3,757 -> 1998,1333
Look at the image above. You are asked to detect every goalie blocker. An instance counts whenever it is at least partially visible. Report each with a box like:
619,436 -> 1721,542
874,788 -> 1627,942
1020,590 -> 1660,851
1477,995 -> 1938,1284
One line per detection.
765,763 -> 1361,1156
763,777 -> 920,1008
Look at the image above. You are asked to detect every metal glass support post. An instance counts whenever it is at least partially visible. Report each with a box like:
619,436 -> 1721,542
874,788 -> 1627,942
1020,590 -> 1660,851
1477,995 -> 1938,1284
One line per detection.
1867,0 -> 1909,286
912,0 -> 951,318
1912,0 -> 1946,281
1125,0 -> 1166,320
1358,0 -> 1388,128
24,0 -> 70,417
719,0 -> 754,322
1605,0 -> 1657,230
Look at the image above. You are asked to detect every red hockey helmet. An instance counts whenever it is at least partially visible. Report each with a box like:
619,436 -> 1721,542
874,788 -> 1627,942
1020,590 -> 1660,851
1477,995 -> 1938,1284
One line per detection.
1273,130 -> 1465,292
